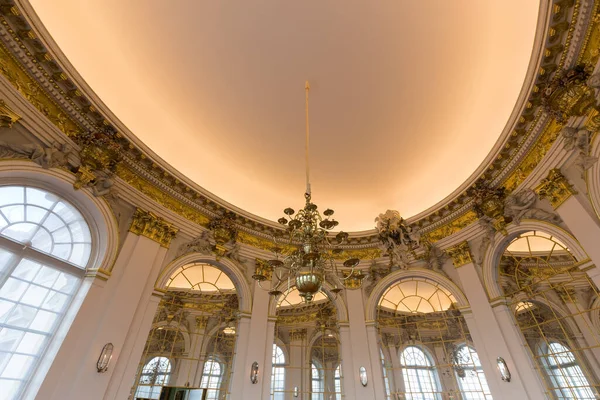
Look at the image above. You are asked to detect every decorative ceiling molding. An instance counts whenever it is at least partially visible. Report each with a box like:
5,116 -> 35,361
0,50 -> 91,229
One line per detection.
0,0 -> 597,255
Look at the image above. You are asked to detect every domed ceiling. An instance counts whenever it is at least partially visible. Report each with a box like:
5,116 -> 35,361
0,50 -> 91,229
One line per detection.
29,1 -> 539,231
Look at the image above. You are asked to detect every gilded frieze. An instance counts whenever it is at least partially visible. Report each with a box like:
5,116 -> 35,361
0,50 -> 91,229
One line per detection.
0,39 -> 81,137
423,211 -> 478,244
116,163 -> 210,226
503,119 -> 563,192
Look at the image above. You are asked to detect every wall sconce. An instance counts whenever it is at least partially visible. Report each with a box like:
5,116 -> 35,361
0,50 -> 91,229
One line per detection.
96,343 -> 114,373
250,361 -> 259,384
293,386 -> 299,397
359,366 -> 368,387
497,357 -> 511,382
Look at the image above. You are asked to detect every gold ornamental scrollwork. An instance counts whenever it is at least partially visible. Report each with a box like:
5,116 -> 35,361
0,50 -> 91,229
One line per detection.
535,168 -> 578,209
129,208 -> 179,248
447,241 -> 473,268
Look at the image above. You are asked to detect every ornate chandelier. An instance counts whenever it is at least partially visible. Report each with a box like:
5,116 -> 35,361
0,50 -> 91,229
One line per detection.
251,82 -> 362,303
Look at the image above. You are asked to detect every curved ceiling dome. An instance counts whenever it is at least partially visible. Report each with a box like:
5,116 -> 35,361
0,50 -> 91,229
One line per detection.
30,1 -> 539,231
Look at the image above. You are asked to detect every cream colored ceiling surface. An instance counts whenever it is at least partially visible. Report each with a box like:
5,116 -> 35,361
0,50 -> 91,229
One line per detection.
29,1 -> 539,231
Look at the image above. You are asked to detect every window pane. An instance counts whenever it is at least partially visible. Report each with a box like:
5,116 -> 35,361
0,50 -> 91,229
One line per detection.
0,186 -> 86,399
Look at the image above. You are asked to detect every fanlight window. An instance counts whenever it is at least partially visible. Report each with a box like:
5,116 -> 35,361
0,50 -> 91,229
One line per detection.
311,362 -> 323,400
400,346 -> 441,400
379,278 -> 456,314
454,345 -> 492,400
135,356 -> 172,399
271,344 -> 285,400
277,287 -> 327,308
200,358 -> 223,400
166,263 -> 235,292
0,186 -> 92,400
540,342 -> 595,399
506,231 -> 568,254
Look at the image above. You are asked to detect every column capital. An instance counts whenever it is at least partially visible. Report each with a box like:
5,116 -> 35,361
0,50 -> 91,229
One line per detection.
289,328 -> 307,342
129,208 -> 179,248
0,99 -> 20,128
447,241 -> 473,268
535,168 -> 578,209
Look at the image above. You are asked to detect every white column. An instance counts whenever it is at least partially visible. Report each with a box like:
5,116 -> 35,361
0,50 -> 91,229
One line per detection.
454,256 -> 547,400
344,289 -> 383,400
229,313 -> 251,398
230,282 -> 275,399
339,324 -> 355,400
35,228 -> 172,400
562,299 -> 600,377
537,169 -> 600,288
286,331 -> 306,399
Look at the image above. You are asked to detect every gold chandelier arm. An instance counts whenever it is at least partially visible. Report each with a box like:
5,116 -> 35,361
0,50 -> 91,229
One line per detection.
305,80 -> 311,195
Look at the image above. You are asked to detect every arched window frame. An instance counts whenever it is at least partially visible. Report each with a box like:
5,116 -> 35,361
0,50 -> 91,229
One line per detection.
334,364 -> 342,400
0,185 -> 94,400
135,356 -> 172,399
453,344 -> 493,400
311,361 -> 324,400
381,348 -> 392,398
538,340 -> 596,399
399,345 -> 442,400
200,357 -> 223,400
271,343 -> 286,400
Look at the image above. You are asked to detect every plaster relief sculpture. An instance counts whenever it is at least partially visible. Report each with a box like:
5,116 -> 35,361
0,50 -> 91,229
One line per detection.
90,170 -> 116,198
476,216 -> 496,266
424,243 -> 448,274
504,189 -> 561,225
0,140 -> 77,169
562,127 -> 598,176
176,230 -> 214,257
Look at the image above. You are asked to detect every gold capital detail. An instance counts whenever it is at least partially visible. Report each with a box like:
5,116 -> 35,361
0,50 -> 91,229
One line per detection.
0,99 -> 20,128
289,328 -> 307,341
447,241 -> 473,268
129,208 -> 179,248
535,169 -> 578,209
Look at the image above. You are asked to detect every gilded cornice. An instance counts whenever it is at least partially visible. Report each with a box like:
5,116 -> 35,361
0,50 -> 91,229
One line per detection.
129,207 -> 179,248
0,98 -> 19,126
0,0 -> 595,252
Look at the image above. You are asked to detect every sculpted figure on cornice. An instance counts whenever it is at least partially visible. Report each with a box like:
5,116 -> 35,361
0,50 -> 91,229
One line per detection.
562,127 -> 598,175
423,242 -> 448,274
375,210 -> 421,270
0,139 -> 77,170
542,65 -> 599,123
177,230 -> 214,257
504,189 -> 561,225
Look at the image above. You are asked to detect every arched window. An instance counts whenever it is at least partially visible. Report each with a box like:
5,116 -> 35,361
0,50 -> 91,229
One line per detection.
135,356 -> 172,399
271,344 -> 285,400
541,341 -> 595,399
335,365 -> 342,400
400,346 -> 441,400
381,348 -> 392,398
200,358 -> 223,400
454,345 -> 492,400
311,362 -> 323,400
0,186 -> 92,400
